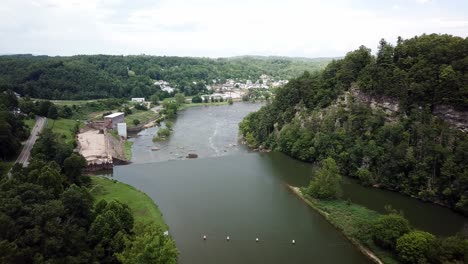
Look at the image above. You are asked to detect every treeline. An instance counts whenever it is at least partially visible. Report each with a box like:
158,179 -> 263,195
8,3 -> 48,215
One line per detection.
0,121 -> 178,263
371,214 -> 468,264
239,34 -> 468,214
0,55 -> 331,99
359,34 -> 468,110
0,91 -> 29,161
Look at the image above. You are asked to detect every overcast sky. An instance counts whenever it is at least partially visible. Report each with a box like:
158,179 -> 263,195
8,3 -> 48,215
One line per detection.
1,0 -> 467,58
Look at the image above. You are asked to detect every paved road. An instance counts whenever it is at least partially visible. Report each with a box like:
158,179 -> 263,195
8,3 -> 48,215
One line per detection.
151,105 -> 163,113
16,116 -> 47,167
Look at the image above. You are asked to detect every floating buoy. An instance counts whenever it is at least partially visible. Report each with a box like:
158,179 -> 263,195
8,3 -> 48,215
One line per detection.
256,238 -> 259,242
292,239 -> 296,244
226,236 -> 230,241
203,235 -> 207,240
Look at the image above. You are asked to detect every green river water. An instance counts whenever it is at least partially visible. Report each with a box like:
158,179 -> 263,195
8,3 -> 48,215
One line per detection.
106,102 -> 466,264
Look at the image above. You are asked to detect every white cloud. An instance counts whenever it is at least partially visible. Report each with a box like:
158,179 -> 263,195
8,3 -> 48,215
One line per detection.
0,0 -> 466,57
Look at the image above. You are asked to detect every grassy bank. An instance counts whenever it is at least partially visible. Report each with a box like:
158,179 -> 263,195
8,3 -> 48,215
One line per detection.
178,101 -> 231,110
289,186 -> 398,264
47,118 -> 80,144
124,141 -> 133,160
125,109 -> 158,128
90,176 -> 167,229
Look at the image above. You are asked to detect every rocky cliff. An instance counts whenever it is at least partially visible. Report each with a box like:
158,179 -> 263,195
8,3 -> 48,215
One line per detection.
350,85 -> 467,132
433,105 -> 468,132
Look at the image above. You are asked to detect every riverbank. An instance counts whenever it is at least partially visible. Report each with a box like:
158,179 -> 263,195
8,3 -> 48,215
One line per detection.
90,176 -> 167,228
288,186 -> 399,264
124,141 -> 133,160
178,101 -> 229,110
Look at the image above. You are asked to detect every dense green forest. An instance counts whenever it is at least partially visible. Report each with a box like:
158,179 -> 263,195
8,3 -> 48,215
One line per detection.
0,55 -> 331,99
240,34 -> 468,214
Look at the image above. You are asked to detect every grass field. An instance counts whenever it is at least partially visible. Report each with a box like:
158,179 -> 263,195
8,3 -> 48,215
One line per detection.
23,118 -> 36,132
50,99 -> 97,106
32,98 -> 96,106
125,110 -> 158,128
90,176 -> 167,228
46,118 -> 80,144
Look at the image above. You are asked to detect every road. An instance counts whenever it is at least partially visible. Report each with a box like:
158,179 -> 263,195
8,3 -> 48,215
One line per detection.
16,116 -> 47,167
151,105 -> 163,113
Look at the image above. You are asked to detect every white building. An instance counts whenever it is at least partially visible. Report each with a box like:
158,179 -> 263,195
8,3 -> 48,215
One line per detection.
131,98 -> 145,102
117,123 -> 127,138
260,74 -> 271,83
104,112 -> 125,129
162,86 -> 174,93
154,80 -> 175,93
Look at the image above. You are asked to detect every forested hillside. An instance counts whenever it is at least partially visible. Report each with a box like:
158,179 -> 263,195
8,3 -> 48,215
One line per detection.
0,127 -> 178,263
239,34 -> 468,214
0,55 -> 331,100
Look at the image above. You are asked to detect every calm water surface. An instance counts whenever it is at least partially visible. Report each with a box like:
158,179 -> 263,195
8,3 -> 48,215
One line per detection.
108,102 -> 466,264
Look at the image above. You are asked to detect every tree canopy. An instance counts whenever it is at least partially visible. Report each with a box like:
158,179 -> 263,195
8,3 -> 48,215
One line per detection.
239,34 -> 468,214
0,55 -> 332,99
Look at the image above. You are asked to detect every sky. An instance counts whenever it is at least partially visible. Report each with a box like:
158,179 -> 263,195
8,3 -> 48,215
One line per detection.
0,0 -> 467,58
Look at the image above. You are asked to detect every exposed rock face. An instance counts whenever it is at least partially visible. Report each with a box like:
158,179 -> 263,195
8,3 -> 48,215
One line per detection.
350,85 -> 400,115
433,105 -> 468,132
350,85 -> 468,132
186,153 -> 198,159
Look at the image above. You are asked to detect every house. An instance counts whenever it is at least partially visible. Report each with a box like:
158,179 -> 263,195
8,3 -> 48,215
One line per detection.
260,74 -> 271,84
131,98 -> 145,102
104,112 -> 125,129
154,80 -> 175,93
162,86 -> 174,93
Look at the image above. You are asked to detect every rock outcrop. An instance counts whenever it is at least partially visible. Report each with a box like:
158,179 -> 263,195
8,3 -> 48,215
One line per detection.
350,85 -> 400,115
350,85 -> 467,133
433,105 -> 468,132
186,153 -> 198,159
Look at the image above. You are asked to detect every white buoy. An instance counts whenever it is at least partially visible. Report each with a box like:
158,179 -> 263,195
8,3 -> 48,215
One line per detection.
226,236 -> 230,241
203,235 -> 207,240
292,239 -> 296,244
256,238 -> 259,242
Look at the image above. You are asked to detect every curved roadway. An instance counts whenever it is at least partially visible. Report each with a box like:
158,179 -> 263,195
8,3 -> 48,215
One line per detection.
16,116 -> 47,166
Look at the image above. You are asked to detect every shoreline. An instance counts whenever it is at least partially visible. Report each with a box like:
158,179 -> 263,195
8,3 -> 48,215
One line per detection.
287,185 -> 384,264
90,176 -> 168,229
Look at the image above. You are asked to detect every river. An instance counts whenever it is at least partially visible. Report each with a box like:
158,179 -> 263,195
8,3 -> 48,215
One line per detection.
108,102 -> 466,264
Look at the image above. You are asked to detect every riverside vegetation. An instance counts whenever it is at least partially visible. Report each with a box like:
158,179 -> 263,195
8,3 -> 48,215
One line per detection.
240,34 -> 468,263
296,158 -> 468,263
